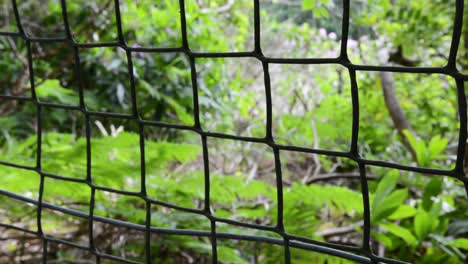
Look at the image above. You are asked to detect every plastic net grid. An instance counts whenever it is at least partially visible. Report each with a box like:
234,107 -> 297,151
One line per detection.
0,0 -> 467,263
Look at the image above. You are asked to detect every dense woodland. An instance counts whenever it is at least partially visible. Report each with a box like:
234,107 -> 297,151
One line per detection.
0,0 -> 467,263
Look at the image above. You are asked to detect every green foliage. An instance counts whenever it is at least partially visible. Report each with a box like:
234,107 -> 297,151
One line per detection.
0,0 -> 467,263
449,238 -> 468,250
404,131 -> 450,168
378,222 -> 418,246
370,168 -> 467,262
302,0 -> 330,18
371,170 -> 403,223
356,0 -> 455,66
37,79 -> 80,105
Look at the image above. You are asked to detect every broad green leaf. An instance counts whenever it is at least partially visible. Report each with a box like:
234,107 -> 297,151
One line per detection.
388,204 -> 417,220
414,210 -> 433,240
315,6 -> 329,18
372,188 -> 408,223
428,135 -> 448,160
379,222 -> 418,246
372,231 -> 394,249
302,0 -> 315,10
449,238 -> 468,250
371,170 -> 400,222
403,130 -> 426,166
372,170 -> 399,207
429,200 -> 443,219
422,178 -> 443,211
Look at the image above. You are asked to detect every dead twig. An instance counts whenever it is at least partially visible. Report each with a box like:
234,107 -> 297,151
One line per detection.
315,220 -> 364,238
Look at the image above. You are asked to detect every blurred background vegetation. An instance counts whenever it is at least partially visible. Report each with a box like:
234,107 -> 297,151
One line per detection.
0,0 -> 467,263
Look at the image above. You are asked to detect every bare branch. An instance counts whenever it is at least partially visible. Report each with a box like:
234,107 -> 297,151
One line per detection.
305,172 -> 377,185
315,221 -> 364,238
380,71 -> 418,162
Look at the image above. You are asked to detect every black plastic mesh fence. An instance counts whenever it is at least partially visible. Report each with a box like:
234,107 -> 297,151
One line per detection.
0,0 -> 467,263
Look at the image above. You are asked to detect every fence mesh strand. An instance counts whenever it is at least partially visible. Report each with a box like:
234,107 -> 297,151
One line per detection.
0,0 -> 467,263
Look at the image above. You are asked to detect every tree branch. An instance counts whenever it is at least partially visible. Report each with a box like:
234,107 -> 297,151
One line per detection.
305,172 -> 377,185
380,71 -> 418,162
315,220 -> 364,238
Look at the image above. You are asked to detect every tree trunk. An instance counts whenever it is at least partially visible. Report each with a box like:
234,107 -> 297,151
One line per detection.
380,71 -> 418,162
